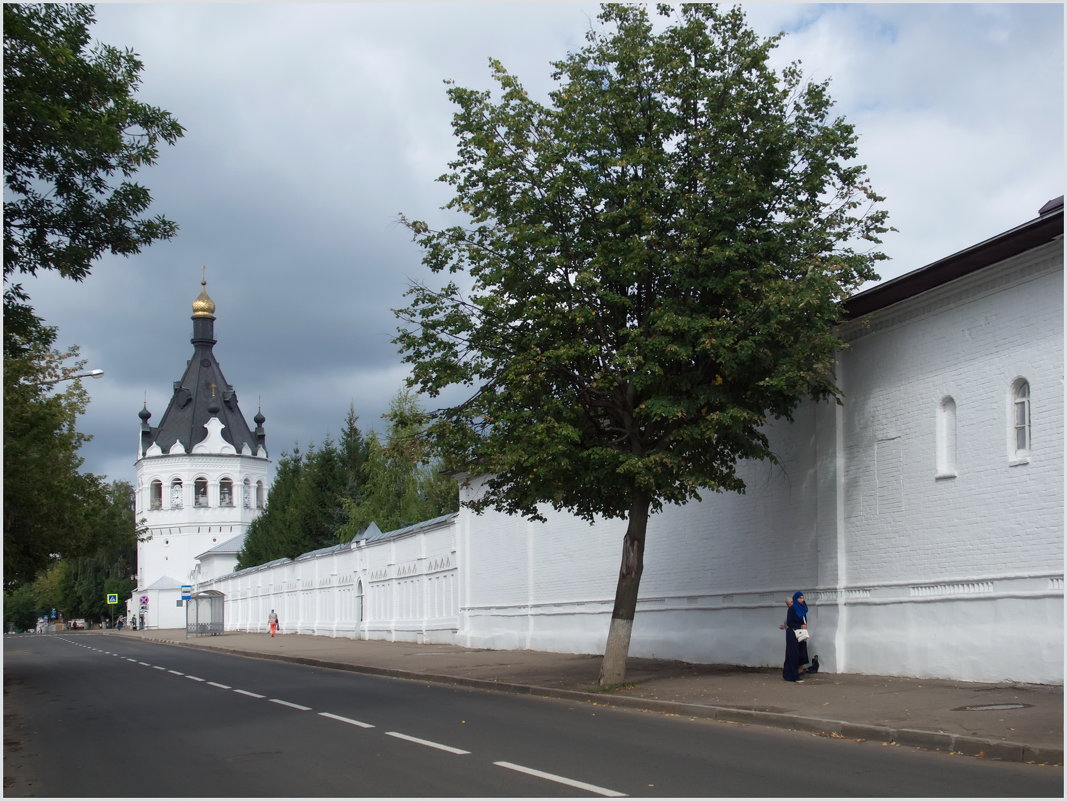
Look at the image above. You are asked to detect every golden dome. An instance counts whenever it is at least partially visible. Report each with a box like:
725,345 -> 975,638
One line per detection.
192,277 -> 216,318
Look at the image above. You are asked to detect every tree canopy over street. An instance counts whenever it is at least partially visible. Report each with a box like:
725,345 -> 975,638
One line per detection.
3,4 -> 181,617
396,3 -> 890,685
3,2 -> 184,354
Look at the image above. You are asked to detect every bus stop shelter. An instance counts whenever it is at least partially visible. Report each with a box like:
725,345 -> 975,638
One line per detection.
185,590 -> 225,636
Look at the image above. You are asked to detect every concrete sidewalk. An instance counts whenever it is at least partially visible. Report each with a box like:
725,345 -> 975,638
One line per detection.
114,628 -> 1061,766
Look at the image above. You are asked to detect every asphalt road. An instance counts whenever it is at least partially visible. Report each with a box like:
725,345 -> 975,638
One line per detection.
5,634 -> 1062,797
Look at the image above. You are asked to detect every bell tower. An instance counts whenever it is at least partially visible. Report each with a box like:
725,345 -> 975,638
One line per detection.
131,275 -> 270,629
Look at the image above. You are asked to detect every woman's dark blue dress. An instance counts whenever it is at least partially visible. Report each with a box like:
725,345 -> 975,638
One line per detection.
782,606 -> 808,681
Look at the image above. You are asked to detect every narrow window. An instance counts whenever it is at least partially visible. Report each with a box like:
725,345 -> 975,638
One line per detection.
194,477 -> 209,507
243,478 -> 252,508
170,479 -> 183,509
936,396 -> 957,478
1012,380 -> 1031,458
256,481 -> 265,509
150,480 -> 163,510
220,478 -> 234,507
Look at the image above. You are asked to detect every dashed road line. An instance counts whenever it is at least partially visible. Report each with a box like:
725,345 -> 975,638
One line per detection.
494,761 -> 627,797
80,639 -> 626,797
386,732 -> 470,755
318,712 -> 374,728
270,698 -> 312,711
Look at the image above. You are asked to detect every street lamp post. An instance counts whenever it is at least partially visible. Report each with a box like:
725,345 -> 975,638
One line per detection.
38,369 -> 105,385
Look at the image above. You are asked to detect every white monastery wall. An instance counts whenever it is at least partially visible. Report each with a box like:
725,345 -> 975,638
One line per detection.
835,244 -> 1063,681
202,516 -> 459,644
453,243 -> 1063,684
191,236 -> 1062,685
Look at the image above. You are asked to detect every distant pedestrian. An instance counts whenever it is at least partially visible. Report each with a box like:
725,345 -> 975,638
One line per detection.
268,609 -> 279,637
782,591 -> 810,682
138,613 -> 145,631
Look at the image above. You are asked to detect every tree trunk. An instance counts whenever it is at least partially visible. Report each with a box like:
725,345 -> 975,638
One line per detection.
598,490 -> 651,687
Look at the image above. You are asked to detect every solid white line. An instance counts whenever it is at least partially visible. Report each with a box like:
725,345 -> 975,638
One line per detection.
270,698 -> 312,711
318,712 -> 374,729
233,689 -> 265,698
168,670 -> 185,676
385,732 -> 470,755
494,761 -> 627,797
207,681 -> 231,689
186,675 -> 206,682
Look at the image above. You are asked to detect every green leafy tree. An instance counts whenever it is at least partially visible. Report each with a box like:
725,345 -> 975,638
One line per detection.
395,4 -> 890,685
3,342 -> 108,587
56,480 -> 138,623
239,398 -> 458,567
3,584 -> 39,631
3,2 -> 185,354
338,391 -> 459,538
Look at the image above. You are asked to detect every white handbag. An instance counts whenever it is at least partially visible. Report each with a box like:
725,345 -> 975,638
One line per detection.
794,628 -> 810,642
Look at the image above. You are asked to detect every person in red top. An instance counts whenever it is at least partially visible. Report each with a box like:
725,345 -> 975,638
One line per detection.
268,609 -> 279,637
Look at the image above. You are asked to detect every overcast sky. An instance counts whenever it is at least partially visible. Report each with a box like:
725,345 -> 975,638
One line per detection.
23,2 -> 1064,484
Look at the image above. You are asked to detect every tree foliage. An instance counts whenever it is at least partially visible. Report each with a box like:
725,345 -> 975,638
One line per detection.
395,4 -> 890,684
3,2 -> 184,354
338,391 -> 460,538
56,480 -> 139,622
4,342 -> 94,587
3,480 -> 138,627
237,399 -> 458,569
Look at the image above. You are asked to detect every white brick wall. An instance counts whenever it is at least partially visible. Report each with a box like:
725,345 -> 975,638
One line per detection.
195,240 -> 1063,685
456,241 -> 1063,684
202,515 -> 459,643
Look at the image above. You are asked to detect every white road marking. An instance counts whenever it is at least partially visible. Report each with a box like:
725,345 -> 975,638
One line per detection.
233,689 -> 265,698
168,670 -> 185,676
494,761 -> 627,797
270,699 -> 312,711
385,732 -> 470,755
318,712 -> 374,728
152,665 -> 166,670
207,681 -> 231,689
137,661 -> 150,666
186,675 -> 206,682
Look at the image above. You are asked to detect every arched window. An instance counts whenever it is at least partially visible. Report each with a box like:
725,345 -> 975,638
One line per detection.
256,481 -> 266,509
194,477 -> 209,507
1012,379 -> 1031,459
243,478 -> 252,508
219,478 -> 234,507
936,396 -> 957,478
150,480 -> 163,510
170,478 -> 183,509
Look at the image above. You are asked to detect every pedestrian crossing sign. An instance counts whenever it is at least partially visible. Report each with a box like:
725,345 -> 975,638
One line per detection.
106,593 -> 119,605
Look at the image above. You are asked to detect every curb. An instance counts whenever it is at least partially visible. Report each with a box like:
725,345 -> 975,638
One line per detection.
141,635 -> 1063,766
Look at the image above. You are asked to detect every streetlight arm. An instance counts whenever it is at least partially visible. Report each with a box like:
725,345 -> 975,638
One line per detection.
38,369 -> 105,385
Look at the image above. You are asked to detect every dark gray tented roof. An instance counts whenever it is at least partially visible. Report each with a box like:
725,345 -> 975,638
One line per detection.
141,282 -> 262,456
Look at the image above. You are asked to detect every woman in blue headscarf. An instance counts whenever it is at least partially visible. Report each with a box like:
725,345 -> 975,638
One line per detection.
782,591 -> 809,682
